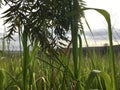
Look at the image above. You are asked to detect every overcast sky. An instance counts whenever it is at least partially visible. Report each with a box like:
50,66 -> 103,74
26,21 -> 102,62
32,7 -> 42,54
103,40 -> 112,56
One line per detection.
84,0 -> 120,29
0,1 -> 120,30
0,1 -> 120,48
81,0 -> 120,46
0,1 -> 119,31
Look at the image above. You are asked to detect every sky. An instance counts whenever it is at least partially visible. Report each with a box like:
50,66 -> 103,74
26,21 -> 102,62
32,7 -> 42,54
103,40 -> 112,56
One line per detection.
0,0 -> 120,49
84,0 -> 120,29
82,0 -> 120,46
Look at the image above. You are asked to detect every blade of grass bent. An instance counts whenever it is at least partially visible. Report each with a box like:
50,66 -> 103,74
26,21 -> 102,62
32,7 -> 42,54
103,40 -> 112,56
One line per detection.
84,16 -> 96,45
83,8 -> 117,90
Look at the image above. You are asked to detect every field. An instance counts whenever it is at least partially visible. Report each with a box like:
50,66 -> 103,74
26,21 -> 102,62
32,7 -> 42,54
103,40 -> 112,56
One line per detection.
0,0 -> 119,90
0,47 -> 120,90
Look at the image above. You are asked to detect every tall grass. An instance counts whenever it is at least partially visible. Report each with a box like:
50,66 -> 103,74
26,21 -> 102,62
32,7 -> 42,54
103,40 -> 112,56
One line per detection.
83,8 -> 117,90
0,46 -> 120,89
0,1 -> 118,90
70,1 -> 117,89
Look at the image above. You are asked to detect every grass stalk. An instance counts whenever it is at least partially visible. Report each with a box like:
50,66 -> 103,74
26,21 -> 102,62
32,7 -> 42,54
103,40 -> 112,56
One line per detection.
95,9 -> 117,90
70,0 -> 81,89
22,30 -> 29,90
78,34 -> 82,80
29,41 -> 38,90
0,69 -> 6,90
84,8 -> 117,90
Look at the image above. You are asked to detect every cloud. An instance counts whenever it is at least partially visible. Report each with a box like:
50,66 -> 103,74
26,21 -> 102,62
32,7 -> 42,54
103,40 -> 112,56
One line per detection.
0,28 -> 120,50
85,28 -> 120,41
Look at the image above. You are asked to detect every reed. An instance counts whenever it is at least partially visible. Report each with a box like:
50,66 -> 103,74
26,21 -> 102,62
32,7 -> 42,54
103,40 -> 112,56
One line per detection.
0,0 -> 118,90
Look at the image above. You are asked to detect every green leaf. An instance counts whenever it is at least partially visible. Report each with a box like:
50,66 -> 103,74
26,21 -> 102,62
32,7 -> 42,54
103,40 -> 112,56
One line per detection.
85,70 -> 111,90
83,8 -> 117,90
0,69 -> 6,90
99,72 -> 111,90
85,70 -> 101,90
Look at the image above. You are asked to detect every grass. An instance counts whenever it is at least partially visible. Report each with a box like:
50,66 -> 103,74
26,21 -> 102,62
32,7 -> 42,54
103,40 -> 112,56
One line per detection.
0,50 -> 120,90
0,1 -> 118,89
0,16 -> 119,89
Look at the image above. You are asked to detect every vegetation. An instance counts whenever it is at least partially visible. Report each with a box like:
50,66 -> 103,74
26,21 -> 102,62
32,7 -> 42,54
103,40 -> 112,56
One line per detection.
0,0 -> 119,90
0,51 -> 120,90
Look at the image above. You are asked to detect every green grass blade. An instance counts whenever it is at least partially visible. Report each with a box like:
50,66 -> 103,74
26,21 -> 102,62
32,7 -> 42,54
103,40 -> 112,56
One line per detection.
0,69 -> 6,90
99,72 -> 111,90
12,85 -> 21,90
29,42 -> 38,89
22,30 -> 29,90
32,72 -> 37,90
83,16 -> 96,45
83,8 -> 117,90
85,70 -> 101,90
85,70 -> 111,90
78,34 -> 82,80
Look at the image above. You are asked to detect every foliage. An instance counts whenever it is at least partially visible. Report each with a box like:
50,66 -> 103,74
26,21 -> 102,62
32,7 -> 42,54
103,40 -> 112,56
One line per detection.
0,52 -> 120,90
2,0 -> 85,52
0,0 -> 118,90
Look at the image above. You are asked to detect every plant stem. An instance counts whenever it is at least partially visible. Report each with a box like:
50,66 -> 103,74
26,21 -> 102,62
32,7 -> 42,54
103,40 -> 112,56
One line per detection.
22,29 -> 29,90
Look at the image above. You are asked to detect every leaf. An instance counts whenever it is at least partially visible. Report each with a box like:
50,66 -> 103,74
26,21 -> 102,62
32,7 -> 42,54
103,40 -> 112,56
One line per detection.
99,72 -> 111,90
83,16 -> 96,46
85,70 -> 101,90
85,70 -> 111,90
0,69 -> 6,90
83,8 -> 117,90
